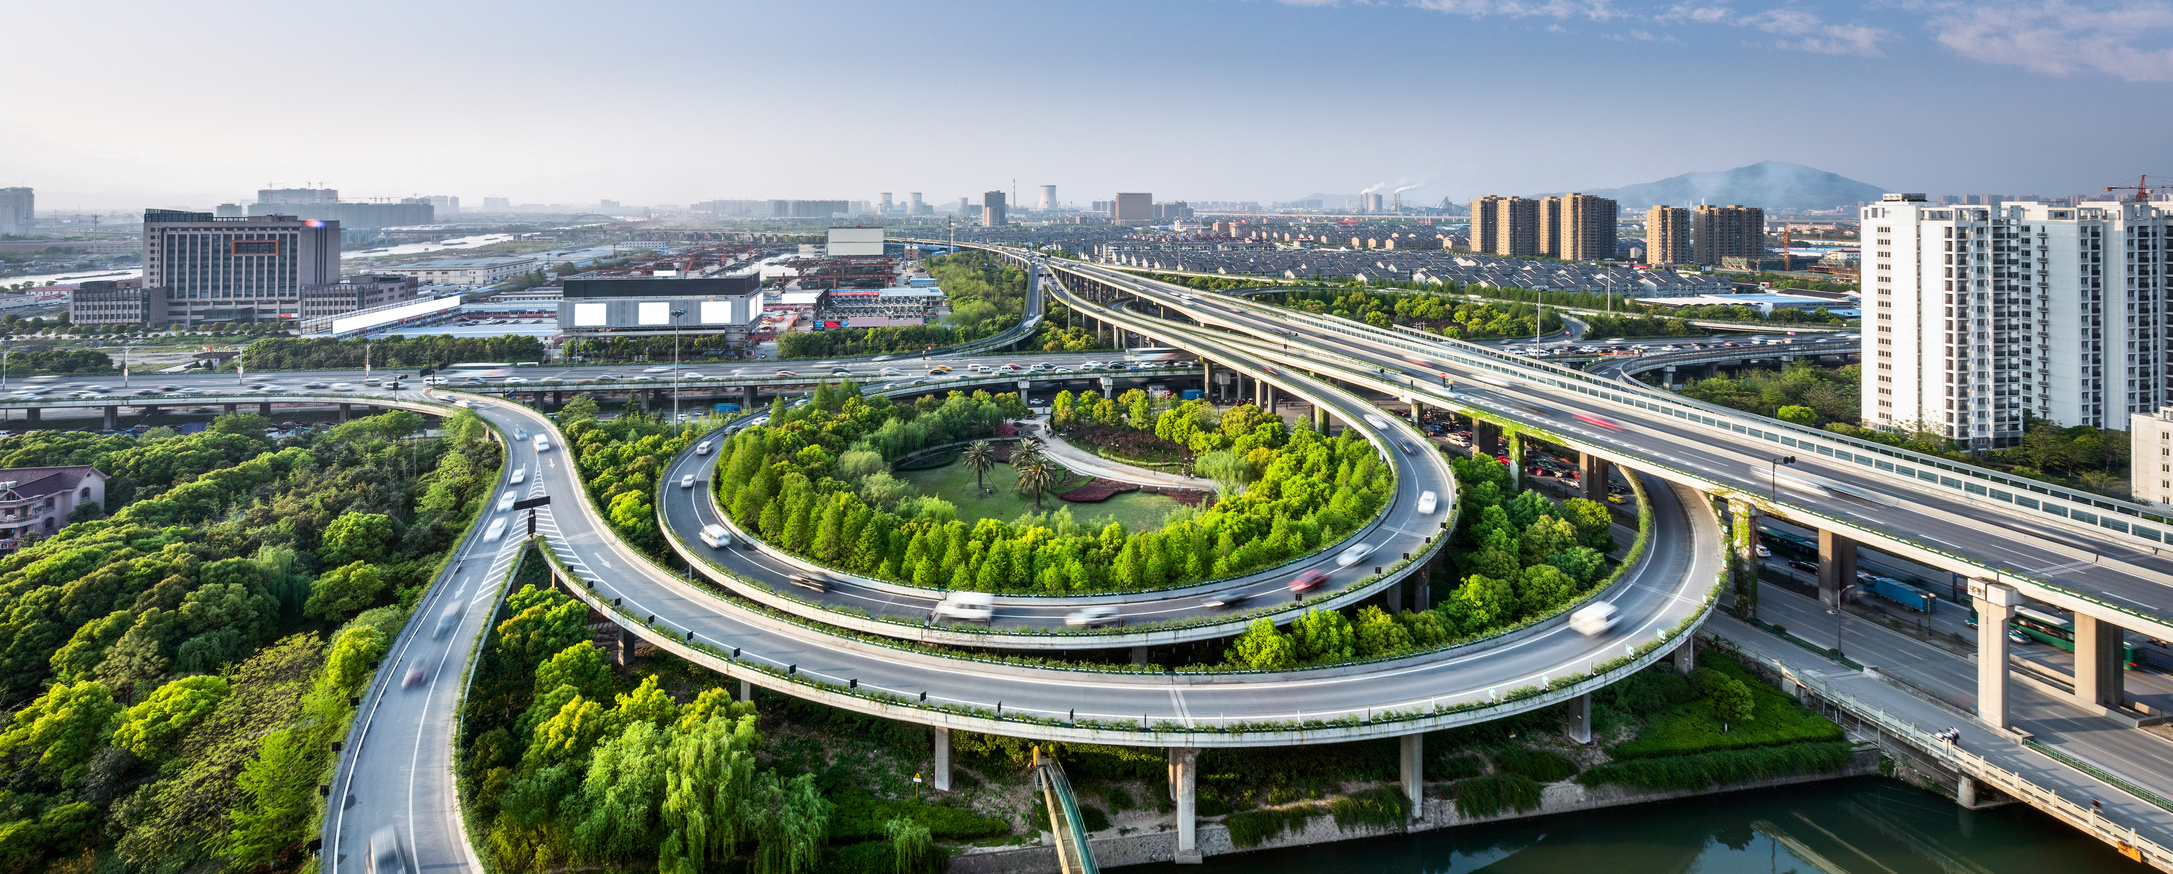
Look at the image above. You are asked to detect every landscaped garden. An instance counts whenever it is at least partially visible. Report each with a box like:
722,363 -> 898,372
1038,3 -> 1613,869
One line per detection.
896,453 -> 1182,532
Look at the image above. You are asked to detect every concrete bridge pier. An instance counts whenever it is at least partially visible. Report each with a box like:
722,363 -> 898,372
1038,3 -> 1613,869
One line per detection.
1729,498 -> 1761,605
742,385 -> 758,408
103,406 -> 117,430
1200,360 -> 1212,395
1817,530 -> 1857,608
1673,639 -> 1696,675
1973,581 -> 2018,730
224,403 -> 237,415
143,405 -> 159,418
1399,734 -> 1425,822
1565,693 -> 1593,744
338,403 -> 353,422
1169,747 -> 1201,863
1506,433 -> 1525,488
1409,400 -> 1425,425
1579,453 -> 1610,502
2072,614 -> 2127,711
24,407 -> 38,422
932,727 -> 953,792
738,679 -> 753,703
1661,365 -> 1678,389
259,401 -> 272,417
1957,775 -> 1979,809
1474,420 -> 1502,459
553,390 -> 564,406
1312,404 -> 1328,432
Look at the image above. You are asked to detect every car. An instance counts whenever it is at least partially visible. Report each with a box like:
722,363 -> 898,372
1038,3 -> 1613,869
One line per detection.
880,368 -> 904,376
1335,543 -> 1377,568
695,440 -> 714,455
497,490 -> 517,512
369,827 -> 407,874
1571,412 -> 1621,429
1290,568 -> 1329,593
1053,367 -> 1073,374
510,467 -> 527,484
1417,490 -> 1439,515
789,573 -> 829,593
157,384 -> 185,392
504,377 -> 530,384
434,605 -> 462,639
1362,414 -> 1389,430
775,370 -> 797,377
831,368 -> 853,376
1065,605 -> 1120,627
1571,602 -> 1619,637
1399,441 -> 1416,456
1754,544 -> 1771,559
533,435 -> 550,452
681,474 -> 696,489
2009,629 -> 2031,645
595,374 -> 620,381
364,377 -> 383,386
679,372 -> 705,380
1788,559 -> 1820,573
643,365 -> 674,373
1201,591 -> 1255,610
1084,361 -> 1105,369
514,427 -> 527,440
401,666 -> 427,689
1607,493 -> 1627,505
933,591 -> 994,623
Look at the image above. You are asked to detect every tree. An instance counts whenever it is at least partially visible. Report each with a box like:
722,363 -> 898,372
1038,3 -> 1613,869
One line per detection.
0,680 -> 123,788
1013,453 -> 1057,512
1352,606 -> 1413,658
750,771 -> 832,874
1776,405 -> 1818,426
1450,574 -> 1516,633
322,511 -> 399,566
962,441 -> 995,493
220,727 -> 316,864
1227,618 -> 1296,670
1706,675 -> 1755,729
111,675 -> 229,762
886,817 -> 933,874
571,721 -> 671,862
660,713 -> 762,872
536,642 -> 617,703
305,561 -> 387,621
1290,609 -> 1355,664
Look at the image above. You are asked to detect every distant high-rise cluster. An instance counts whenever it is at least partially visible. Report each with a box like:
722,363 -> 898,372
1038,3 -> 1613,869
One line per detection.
1469,196 -> 1538,256
0,188 -> 33,236
1469,193 -> 1617,260
1644,206 -> 1692,264
1112,193 -> 1154,226
1691,205 -> 1764,265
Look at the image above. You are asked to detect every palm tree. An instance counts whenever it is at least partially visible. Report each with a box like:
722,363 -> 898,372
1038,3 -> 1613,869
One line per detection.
1014,454 -> 1057,512
962,441 -> 995,494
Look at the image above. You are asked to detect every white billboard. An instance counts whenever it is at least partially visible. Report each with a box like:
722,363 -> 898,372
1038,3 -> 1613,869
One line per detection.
573,303 -> 607,327
826,227 -> 884,257
637,301 -> 670,325
699,300 -> 733,324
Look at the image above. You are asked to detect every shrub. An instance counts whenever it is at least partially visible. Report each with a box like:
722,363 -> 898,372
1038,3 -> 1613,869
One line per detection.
1224,804 -> 1320,848
1427,751 -> 1486,782
1452,773 -> 1543,818
1609,658 -> 1842,759
1327,787 -> 1408,831
825,786 -> 1011,843
1579,741 -> 1856,791
1491,747 -> 1579,783
1078,803 -> 1111,833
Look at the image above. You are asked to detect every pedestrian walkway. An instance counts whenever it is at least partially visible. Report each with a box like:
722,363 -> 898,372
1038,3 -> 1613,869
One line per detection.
1713,613 -> 2173,856
1024,418 -> 1219,491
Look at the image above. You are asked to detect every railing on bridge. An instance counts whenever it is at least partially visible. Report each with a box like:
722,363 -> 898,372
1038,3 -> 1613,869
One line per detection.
1034,747 -> 1100,874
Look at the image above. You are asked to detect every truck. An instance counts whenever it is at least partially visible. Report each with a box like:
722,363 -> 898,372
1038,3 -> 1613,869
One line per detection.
1181,389 -> 1205,400
713,402 -> 741,414
1860,575 -> 1938,613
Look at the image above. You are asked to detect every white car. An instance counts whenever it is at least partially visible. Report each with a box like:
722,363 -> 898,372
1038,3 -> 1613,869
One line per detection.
510,467 -> 527,485
932,591 -> 994,623
1335,543 -> 1377,568
681,474 -> 696,489
1065,605 -> 1120,627
1362,414 -> 1389,430
1417,490 -> 1439,515
533,435 -> 551,452
496,490 -> 517,512
1571,602 -> 1619,637
695,441 -> 714,455
331,382 -> 355,391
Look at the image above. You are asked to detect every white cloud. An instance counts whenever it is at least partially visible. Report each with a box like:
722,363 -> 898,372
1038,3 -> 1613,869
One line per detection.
1915,0 -> 2173,81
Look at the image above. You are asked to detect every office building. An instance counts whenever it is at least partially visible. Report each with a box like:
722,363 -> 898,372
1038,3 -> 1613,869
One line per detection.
1469,196 -> 1538,256
300,273 -> 420,321
983,191 -> 1007,227
769,200 -> 849,218
0,466 -> 108,549
69,279 -> 150,326
1560,194 -> 1619,262
396,257 -> 538,289
141,209 -> 340,327
1038,185 -> 1058,211
258,187 -> 337,206
1860,194 -> 2169,449
908,192 -> 928,216
1645,205 -> 1691,264
0,188 -> 32,236
1155,202 -> 1193,221
2139,407 -> 2173,508
1692,204 -> 1764,266
247,199 -> 432,228
214,203 -> 245,218
559,275 -> 764,341
1113,193 -> 1154,226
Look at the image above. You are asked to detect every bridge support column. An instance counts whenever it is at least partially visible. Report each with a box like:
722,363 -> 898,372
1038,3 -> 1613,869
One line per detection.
1263,385 -> 1275,409
1200,360 -> 1211,395
1661,365 -> 1678,389
932,727 -> 952,792
1972,581 -> 2018,730
1413,565 -> 1431,611
143,405 -> 159,417
24,407 -> 37,422
103,405 -> 117,430
1957,775 -> 1979,808
1673,639 -> 1696,675
1399,733 -> 1425,822
259,401 -> 272,416
338,403 -> 353,422
1565,692 -> 1593,744
1506,432 -> 1524,488
2072,613 -> 2127,711
742,385 -> 758,408
1474,420 -> 1501,458
224,403 -> 237,415
1729,498 -> 1761,618
553,390 -> 564,406
1816,530 -> 1856,608
1409,401 -> 1424,424
1130,646 -> 1149,666
1312,404 -> 1327,432
1169,747 -> 1200,863
738,678 -> 753,703
1579,453 -> 1610,502
1384,579 -> 1403,613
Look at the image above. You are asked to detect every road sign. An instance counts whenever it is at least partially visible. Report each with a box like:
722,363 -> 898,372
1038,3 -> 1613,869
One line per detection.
512,496 -> 550,511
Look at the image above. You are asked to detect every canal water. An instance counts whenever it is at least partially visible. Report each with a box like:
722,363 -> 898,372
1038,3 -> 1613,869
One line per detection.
1128,778 -> 2149,873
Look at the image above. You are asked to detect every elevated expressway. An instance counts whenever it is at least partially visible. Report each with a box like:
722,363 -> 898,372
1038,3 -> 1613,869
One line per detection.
1044,255 -> 2173,732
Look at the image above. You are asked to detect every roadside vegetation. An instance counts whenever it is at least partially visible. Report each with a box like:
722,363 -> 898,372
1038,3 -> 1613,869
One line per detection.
239,334 -> 547,371
779,251 -> 1108,360
0,410 -> 498,872
1153,273 -> 1853,331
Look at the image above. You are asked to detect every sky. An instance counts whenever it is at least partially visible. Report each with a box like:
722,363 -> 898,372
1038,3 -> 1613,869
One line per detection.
5,0 -> 2172,211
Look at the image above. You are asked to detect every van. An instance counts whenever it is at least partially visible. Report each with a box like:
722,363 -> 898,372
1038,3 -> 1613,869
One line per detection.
699,524 -> 733,549
932,591 -> 994,623
1417,490 -> 1439,515
533,435 -> 550,452
789,573 -> 828,593
1571,602 -> 1619,637
695,440 -> 713,455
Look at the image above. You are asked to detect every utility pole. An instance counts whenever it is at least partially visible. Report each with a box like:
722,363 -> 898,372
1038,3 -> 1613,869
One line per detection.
670,309 -> 686,425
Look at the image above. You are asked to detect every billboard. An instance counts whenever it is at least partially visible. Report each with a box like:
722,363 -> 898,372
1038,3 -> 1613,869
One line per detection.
826,227 -> 884,257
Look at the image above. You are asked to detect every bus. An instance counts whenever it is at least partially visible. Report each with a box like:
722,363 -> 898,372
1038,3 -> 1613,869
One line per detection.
426,363 -> 514,384
1972,605 -> 2142,670
1757,526 -> 1818,562
1126,347 -> 1194,364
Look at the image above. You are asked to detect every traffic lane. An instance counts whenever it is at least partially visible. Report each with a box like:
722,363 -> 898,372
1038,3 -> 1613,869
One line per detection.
536,395 -> 1713,722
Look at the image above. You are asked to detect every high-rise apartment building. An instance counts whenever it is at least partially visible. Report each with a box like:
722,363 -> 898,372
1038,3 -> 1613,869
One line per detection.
1692,204 -> 1765,265
2137,407 -> 2173,509
1645,206 -> 1691,264
0,188 -> 32,236
1537,197 -> 1563,257
1860,194 -> 2169,449
982,191 -> 1007,227
1469,196 -> 1537,256
1113,193 -> 1154,226
483,197 -> 511,211
1560,194 -> 1619,262
141,209 -> 341,328
1038,185 -> 1058,211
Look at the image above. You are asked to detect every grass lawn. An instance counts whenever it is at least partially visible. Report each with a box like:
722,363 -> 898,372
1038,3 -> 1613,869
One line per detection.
899,460 -> 1181,532
1606,656 -> 1843,759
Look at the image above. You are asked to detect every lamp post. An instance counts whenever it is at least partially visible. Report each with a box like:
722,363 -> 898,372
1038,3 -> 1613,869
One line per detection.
1767,455 -> 1796,500
1601,275 -> 1614,314
670,309 -> 687,425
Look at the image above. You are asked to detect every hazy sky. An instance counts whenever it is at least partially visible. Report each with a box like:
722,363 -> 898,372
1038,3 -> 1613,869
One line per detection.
7,0 -> 2171,210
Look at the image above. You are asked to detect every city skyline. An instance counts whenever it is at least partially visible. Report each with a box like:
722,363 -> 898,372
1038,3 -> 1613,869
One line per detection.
5,0 -> 2170,210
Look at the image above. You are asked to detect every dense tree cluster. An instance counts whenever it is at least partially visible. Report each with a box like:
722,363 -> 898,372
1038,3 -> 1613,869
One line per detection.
563,333 -> 746,364
711,382 -> 1391,595
238,334 -> 547,371
1226,455 -> 1616,669
1261,288 -> 1563,340
462,584 -> 835,873
1677,361 -> 1859,426
2,348 -> 117,375
558,395 -> 695,556
778,251 -> 1032,360
0,409 -> 498,870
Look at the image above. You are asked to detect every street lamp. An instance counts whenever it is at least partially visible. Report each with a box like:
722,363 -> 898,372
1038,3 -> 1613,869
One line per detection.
670,309 -> 687,425
1767,455 -> 1796,500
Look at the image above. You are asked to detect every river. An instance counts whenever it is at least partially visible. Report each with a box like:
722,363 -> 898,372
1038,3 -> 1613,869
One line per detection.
1126,779 -> 2147,873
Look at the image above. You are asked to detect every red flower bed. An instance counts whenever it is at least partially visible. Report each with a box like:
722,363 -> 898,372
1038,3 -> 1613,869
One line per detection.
1058,478 -> 1139,503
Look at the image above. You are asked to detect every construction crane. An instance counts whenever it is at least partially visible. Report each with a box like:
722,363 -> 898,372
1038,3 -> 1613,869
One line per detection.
2104,174 -> 2165,203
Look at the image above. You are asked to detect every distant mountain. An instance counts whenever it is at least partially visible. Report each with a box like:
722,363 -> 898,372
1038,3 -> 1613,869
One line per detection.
1573,161 -> 1885,212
